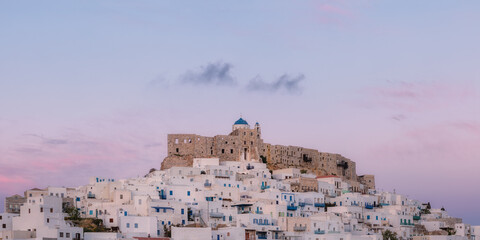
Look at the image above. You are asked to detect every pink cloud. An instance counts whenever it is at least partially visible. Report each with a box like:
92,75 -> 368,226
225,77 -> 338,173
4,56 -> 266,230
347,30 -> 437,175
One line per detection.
318,4 -> 352,17
357,80 -> 477,114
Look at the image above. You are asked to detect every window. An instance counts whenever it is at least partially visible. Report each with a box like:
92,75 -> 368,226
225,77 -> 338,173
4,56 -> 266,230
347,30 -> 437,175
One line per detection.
138,199 -> 142,205
187,191 -> 190,196
120,194 -> 123,200
28,209 -> 31,213
110,218 -> 114,223
50,208 -> 53,213
40,207 -> 43,212
181,209 -> 185,215
230,149 -> 233,153
47,218 -> 49,223
176,148 -> 179,153
222,149 -> 225,154
134,223 -> 138,228
2,224 -> 6,228
66,233 -> 70,238
170,191 -> 173,195
127,223 -> 130,228
59,232 -> 64,237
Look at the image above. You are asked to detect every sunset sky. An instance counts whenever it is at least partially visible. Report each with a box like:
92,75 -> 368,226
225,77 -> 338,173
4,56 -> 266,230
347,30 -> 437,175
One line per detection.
1,1 -> 479,224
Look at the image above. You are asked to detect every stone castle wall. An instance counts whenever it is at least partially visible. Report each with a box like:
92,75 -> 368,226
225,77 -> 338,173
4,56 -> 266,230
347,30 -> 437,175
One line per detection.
162,121 -> 369,187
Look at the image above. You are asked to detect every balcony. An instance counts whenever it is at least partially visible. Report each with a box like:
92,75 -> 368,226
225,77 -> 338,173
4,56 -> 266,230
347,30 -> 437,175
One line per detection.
294,226 -> 307,231
365,204 -> 374,209
255,210 -> 263,214
210,212 -> 224,218
87,193 -> 95,199
287,205 -> 297,211
246,164 -> 254,170
336,160 -> 348,169
204,182 -> 212,187
314,203 -> 325,208
298,202 -> 306,207
413,215 -> 421,220
261,185 -> 270,190
302,154 -> 312,162
257,235 -> 267,239
314,230 -> 325,235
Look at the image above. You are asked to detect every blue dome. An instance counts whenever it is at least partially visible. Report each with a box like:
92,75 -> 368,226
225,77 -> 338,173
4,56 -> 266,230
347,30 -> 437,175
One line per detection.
234,118 -> 249,125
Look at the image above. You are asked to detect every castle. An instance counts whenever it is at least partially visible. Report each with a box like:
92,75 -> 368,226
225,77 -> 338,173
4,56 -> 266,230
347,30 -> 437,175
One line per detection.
161,117 -> 375,192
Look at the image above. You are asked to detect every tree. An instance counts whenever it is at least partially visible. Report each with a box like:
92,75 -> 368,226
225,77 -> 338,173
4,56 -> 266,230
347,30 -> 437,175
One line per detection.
163,225 -> 171,237
64,206 -> 80,221
300,169 -> 307,174
260,155 -> 267,164
382,230 -> 398,240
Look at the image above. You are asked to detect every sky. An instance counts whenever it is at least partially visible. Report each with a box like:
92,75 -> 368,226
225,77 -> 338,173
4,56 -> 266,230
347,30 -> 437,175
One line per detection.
1,0 -> 479,224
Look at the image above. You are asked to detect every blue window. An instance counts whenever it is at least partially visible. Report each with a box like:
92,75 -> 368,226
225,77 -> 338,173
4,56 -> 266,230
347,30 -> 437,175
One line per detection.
237,184 -> 239,188
134,223 -> 138,228
187,191 -> 190,196
76,197 -> 80,201
340,202 -> 342,206
126,223 -> 130,228
182,220 -> 185,225
224,184 -> 226,187
124,211 -> 127,216
289,196 -> 292,201
229,216 -> 232,221
162,221 -> 164,225
376,216 -> 378,220
228,184 -> 231,187
168,221 -> 171,225
169,191 -> 173,195
367,215 -> 370,220
223,216 -> 225,221
89,210 -> 93,215
181,209 -> 185,215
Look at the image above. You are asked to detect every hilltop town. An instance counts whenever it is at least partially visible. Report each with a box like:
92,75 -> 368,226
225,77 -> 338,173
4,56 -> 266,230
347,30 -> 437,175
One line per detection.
1,118 -> 477,240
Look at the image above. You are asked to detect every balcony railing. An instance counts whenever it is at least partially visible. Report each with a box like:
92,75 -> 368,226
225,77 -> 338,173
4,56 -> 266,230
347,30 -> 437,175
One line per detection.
255,210 -> 263,214
287,205 -> 297,211
413,215 -> 421,220
257,235 -> 267,239
314,230 -> 325,234
298,202 -> 306,207
210,212 -> 224,218
314,203 -> 325,208
365,204 -> 374,209
204,182 -> 212,187
294,226 -> 307,231
87,193 -> 95,199
159,194 -> 167,200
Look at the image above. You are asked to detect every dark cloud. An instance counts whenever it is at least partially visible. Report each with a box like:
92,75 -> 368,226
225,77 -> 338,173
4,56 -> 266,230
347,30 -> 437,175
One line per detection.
16,147 -> 43,154
392,114 -> 407,121
181,62 -> 235,86
246,74 -> 304,94
25,134 -> 68,145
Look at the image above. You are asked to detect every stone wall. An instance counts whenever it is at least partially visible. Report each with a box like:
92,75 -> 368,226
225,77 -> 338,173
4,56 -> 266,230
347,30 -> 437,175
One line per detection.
161,122 -> 373,190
